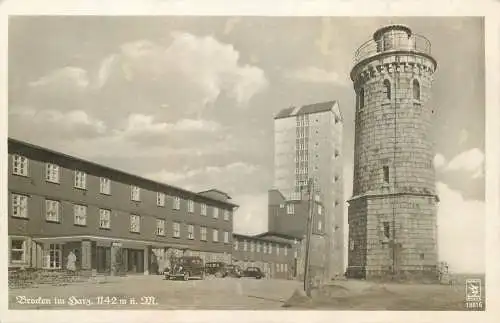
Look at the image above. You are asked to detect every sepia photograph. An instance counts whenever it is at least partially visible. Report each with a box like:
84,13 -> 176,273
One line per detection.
4,13 -> 487,314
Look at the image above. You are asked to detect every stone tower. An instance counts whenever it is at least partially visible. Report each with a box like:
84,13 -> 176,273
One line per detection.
347,25 -> 439,281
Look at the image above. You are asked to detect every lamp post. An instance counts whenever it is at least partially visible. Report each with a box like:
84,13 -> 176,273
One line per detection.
303,178 -> 315,296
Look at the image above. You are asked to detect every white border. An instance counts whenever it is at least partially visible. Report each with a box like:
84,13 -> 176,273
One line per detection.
1,1 -> 499,323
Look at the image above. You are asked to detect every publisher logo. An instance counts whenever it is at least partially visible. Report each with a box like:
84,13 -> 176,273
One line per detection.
465,279 -> 481,302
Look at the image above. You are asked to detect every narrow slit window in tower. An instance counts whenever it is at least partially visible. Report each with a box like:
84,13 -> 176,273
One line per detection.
359,88 -> 365,109
383,166 -> 389,184
383,79 -> 391,100
383,222 -> 390,239
413,79 -> 420,100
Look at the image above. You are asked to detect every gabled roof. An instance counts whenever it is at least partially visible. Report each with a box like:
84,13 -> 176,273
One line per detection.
274,100 -> 342,120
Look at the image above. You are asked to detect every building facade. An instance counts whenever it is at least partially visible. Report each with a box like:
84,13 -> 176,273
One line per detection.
8,138 -> 237,275
273,101 -> 344,278
347,25 -> 439,281
232,233 -> 294,280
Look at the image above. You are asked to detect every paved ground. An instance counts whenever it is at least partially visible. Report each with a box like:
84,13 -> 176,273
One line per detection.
9,275 -> 485,310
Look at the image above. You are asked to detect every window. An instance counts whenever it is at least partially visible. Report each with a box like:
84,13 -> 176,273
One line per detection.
349,239 -> 355,251
383,221 -> 390,239
44,244 -> 62,269
359,87 -> 365,109
131,186 -> 141,201
257,242 -> 261,252
10,238 -> 26,263
269,244 -> 273,254
173,222 -> 181,238
276,263 -> 280,272
277,245 -> 280,256
188,224 -> 194,239
286,204 -> 295,215
420,253 -> 425,260
243,240 -> 248,251
383,166 -> 390,184
100,177 -> 111,195
224,231 -> 229,243
45,163 -> 60,183
413,79 -> 420,100
285,263 -> 288,272
200,226 -> 207,241
11,194 -> 28,218
74,171 -> 86,189
250,241 -> 255,252
201,203 -> 207,216
213,207 -> 219,219
156,219 -> 165,236
318,220 -> 323,231
99,209 -> 111,229
45,200 -> 60,222
173,196 -> 181,210
383,79 -> 391,100
12,155 -> 28,176
157,192 -> 165,207
188,200 -> 194,213
130,214 -> 140,233
74,204 -> 87,226
284,247 -> 288,256
234,240 -> 239,250
224,210 -> 230,221
317,205 -> 322,215
212,229 -> 219,242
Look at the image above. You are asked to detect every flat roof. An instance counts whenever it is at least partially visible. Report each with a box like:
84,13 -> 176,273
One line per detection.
8,137 -> 239,208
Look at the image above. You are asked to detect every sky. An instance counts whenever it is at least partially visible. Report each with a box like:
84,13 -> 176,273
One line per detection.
8,16 -> 485,273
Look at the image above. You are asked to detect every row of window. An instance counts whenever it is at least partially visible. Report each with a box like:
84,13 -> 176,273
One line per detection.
11,155 -> 231,221
357,79 -> 421,109
11,193 -> 230,242
234,240 -> 289,256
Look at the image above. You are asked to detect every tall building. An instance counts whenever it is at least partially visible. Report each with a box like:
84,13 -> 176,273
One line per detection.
273,101 -> 344,278
347,25 -> 439,281
8,138 -> 237,275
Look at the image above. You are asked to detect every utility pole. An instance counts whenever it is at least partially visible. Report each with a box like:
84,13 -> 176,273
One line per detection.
303,178 -> 315,296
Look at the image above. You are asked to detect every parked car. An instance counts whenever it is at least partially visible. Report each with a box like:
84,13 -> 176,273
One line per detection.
225,265 -> 243,278
165,256 -> 205,281
205,262 -> 228,278
242,267 -> 264,279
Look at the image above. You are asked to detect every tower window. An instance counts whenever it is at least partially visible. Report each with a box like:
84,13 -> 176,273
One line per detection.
359,88 -> 365,109
383,79 -> 391,100
413,79 -> 420,100
383,222 -> 390,239
383,166 -> 389,184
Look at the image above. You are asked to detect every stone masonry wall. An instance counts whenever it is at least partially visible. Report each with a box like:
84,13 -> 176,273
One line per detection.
348,46 -> 438,281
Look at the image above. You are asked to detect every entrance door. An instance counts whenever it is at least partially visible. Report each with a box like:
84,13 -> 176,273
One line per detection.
127,249 -> 144,274
96,247 -> 111,273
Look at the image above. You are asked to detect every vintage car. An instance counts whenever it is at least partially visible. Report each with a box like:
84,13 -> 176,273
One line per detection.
164,256 -> 205,281
225,264 -> 243,278
204,262 -> 229,278
242,266 -> 265,279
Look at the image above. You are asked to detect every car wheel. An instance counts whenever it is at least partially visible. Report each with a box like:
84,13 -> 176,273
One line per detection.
183,272 -> 190,281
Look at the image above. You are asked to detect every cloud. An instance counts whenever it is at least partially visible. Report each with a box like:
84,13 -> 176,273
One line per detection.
433,153 -> 446,169
232,193 -> 269,235
284,66 -> 348,85
434,149 -> 484,179
144,162 -> 260,193
9,107 -> 106,140
445,148 -> 484,179
29,66 -> 90,92
436,182 -> 485,273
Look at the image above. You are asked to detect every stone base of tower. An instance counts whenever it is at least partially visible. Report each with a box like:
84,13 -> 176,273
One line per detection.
346,265 -> 439,283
